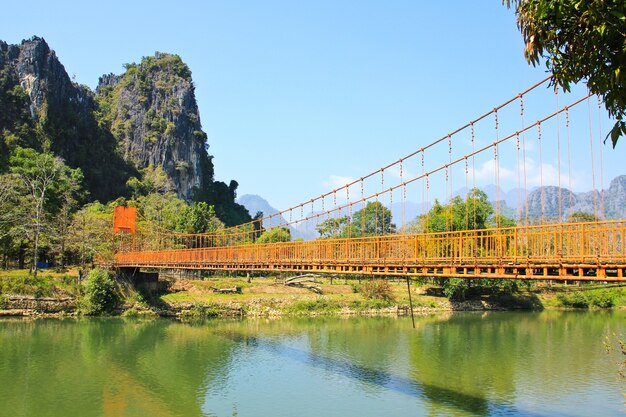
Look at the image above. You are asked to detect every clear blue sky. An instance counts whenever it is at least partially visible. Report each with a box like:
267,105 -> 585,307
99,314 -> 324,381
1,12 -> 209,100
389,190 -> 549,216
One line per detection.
3,1 -> 623,210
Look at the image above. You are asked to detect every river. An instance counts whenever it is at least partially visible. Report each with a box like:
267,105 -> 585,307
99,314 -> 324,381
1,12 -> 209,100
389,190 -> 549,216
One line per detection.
0,311 -> 624,416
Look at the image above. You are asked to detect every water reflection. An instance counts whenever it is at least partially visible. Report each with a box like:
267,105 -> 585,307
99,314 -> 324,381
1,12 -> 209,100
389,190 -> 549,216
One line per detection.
0,319 -> 236,417
1,311 -> 624,417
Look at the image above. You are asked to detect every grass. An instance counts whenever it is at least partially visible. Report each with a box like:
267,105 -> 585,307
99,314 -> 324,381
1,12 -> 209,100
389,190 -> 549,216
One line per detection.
284,297 -> 342,315
536,283 -> 625,309
179,303 -> 221,320
0,269 -> 81,298
159,275 -> 422,317
159,275 -> 626,316
3,269 -> 624,316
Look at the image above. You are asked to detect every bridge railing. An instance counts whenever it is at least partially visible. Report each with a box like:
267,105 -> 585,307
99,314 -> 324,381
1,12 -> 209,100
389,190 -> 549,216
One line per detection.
114,220 -> 626,269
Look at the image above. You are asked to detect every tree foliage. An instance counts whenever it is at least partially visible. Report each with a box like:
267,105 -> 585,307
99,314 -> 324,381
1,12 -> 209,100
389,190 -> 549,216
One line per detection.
413,189 -> 498,233
256,227 -> 291,244
413,188 -> 518,300
127,165 -> 175,197
9,147 -> 84,276
346,201 -> 396,237
506,0 -> 626,146
177,202 -> 224,234
66,203 -> 113,267
81,268 -> 119,315
316,216 -> 350,239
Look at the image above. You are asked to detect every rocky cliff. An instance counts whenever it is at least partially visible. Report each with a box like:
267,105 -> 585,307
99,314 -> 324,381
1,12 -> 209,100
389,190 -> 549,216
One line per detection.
96,53 -> 210,201
0,36 -> 135,202
0,37 -> 250,225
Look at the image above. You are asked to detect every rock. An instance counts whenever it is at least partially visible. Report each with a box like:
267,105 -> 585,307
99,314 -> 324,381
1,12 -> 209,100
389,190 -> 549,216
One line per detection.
1,37 -> 250,224
96,53 -> 208,201
0,36 -> 134,202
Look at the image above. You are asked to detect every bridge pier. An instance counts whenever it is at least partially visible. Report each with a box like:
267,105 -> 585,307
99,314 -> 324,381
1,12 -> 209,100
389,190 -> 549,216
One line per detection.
117,267 -> 159,293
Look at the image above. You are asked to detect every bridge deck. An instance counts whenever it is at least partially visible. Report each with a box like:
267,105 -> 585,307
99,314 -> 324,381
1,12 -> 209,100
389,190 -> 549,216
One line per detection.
114,221 -> 626,281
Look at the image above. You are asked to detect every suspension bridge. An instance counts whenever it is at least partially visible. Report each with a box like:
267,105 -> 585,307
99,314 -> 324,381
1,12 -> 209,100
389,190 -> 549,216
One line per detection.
112,77 -> 626,282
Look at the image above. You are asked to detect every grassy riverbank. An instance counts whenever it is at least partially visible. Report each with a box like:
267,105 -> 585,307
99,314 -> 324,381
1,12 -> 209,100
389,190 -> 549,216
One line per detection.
1,269 -> 625,318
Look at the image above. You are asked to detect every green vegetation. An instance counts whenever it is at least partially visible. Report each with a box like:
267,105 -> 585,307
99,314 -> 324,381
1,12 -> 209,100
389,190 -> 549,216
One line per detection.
284,297 -> 341,315
257,227 -> 291,244
0,269 -> 80,298
9,147 -> 84,276
506,0 -> 626,146
179,303 -> 221,320
555,288 -> 620,309
360,279 -> 394,301
1,44 -> 253,272
80,268 -> 120,315
315,201 -> 395,238
405,188 -> 521,300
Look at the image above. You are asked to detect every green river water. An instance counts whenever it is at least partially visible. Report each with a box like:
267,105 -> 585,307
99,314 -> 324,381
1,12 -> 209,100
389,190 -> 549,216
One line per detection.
0,311 -> 624,417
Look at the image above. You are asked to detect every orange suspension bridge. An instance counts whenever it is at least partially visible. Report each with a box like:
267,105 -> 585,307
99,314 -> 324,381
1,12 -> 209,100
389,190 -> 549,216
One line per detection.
112,77 -> 626,282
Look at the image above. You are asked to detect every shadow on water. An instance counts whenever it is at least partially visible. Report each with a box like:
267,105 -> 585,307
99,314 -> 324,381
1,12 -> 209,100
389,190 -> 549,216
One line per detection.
218,331 -> 535,416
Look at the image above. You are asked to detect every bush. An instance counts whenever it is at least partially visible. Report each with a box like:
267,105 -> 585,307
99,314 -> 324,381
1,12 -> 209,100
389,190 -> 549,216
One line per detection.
441,279 -> 469,301
350,298 -> 393,311
556,291 -> 589,308
0,274 -> 54,298
360,279 -> 394,301
586,290 -> 615,308
557,289 -> 616,309
438,278 -> 525,301
285,298 -> 340,315
81,268 -> 119,315
180,303 -> 220,320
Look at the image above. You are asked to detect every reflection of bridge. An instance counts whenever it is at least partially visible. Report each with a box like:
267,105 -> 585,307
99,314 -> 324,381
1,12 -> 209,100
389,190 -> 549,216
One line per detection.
112,78 -> 626,282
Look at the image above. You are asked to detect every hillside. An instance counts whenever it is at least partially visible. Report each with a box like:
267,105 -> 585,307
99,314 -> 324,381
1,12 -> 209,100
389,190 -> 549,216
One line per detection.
0,36 -> 250,226
525,175 -> 626,220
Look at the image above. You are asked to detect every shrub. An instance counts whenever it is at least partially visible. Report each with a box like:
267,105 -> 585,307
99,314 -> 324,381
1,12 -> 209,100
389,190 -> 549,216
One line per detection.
285,298 -> 340,315
587,290 -> 615,308
557,289 -> 616,309
556,291 -> 589,308
81,268 -> 119,315
441,278 -> 469,301
180,303 -> 221,320
350,298 -> 393,311
360,279 -> 394,301
0,274 -> 53,297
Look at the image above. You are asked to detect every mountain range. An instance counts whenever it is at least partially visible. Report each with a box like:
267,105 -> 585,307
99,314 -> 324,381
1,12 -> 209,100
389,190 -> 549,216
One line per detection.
239,175 -> 626,238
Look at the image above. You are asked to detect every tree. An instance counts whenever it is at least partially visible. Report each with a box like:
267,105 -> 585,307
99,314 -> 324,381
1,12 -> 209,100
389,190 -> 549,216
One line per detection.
176,202 -> 224,234
127,165 -> 175,197
0,174 -> 22,240
569,211 -> 598,223
316,216 -> 350,239
50,167 -> 85,267
0,173 -> 29,269
413,188 -> 518,300
415,189 -> 496,233
66,202 -> 113,268
345,201 -> 395,237
136,192 -> 187,231
9,148 -> 82,277
256,227 -> 291,244
506,0 -> 626,146
252,211 -> 265,242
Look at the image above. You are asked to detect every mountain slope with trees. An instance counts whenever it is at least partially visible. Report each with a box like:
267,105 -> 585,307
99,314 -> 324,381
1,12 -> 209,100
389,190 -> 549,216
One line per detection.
0,36 -> 250,225
0,36 -> 251,272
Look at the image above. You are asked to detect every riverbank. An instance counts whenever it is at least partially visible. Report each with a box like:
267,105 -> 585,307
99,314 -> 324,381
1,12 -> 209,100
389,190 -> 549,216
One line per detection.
1,269 -> 625,319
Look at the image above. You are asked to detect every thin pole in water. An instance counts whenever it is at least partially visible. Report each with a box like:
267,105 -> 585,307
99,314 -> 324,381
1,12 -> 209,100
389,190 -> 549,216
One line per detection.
406,276 -> 415,329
